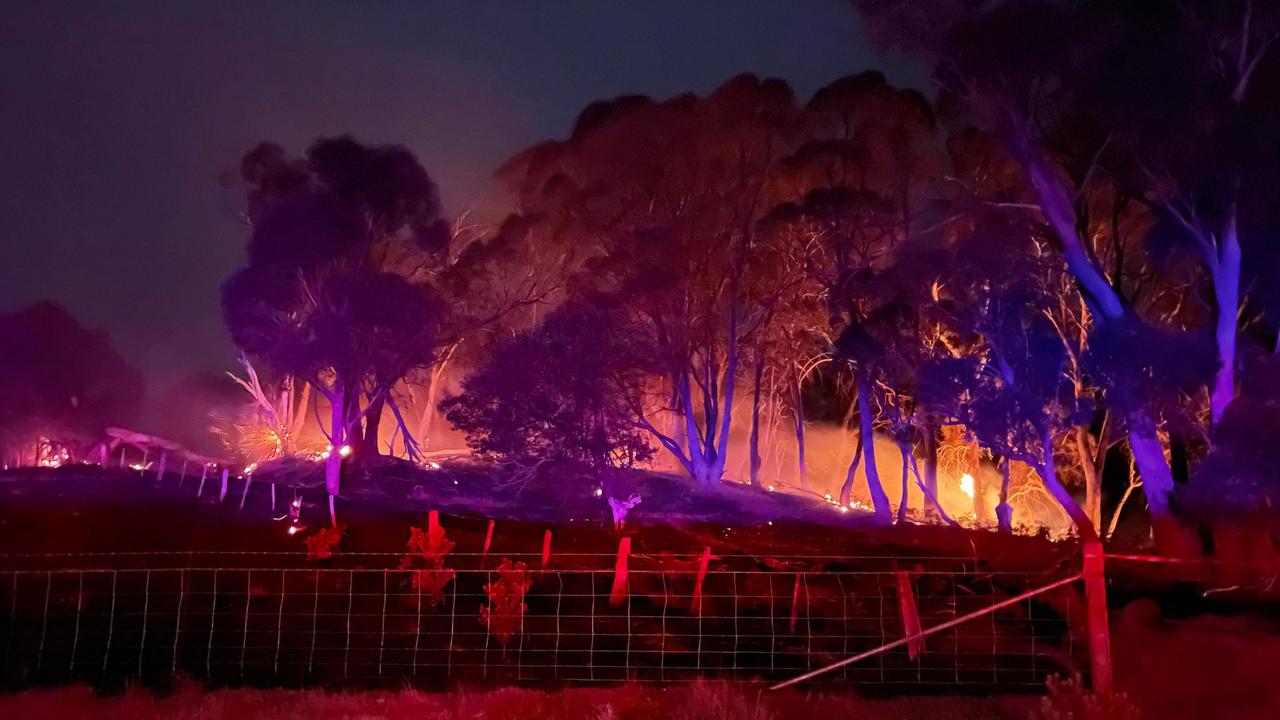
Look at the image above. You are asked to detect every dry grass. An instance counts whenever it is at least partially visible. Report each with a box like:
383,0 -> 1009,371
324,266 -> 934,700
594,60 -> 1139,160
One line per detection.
0,680 -> 1037,720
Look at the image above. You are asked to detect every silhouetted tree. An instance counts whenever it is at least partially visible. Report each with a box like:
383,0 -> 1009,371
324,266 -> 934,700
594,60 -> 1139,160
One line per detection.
441,303 -> 655,523
501,75 -> 801,486
0,302 -> 142,464
223,137 -> 447,521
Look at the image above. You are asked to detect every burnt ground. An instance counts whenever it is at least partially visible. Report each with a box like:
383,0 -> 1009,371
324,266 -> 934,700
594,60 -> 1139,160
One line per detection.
0,460 -> 1077,565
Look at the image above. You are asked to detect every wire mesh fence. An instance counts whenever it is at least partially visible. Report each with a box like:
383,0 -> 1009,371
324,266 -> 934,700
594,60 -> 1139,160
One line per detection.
0,551 -> 1085,690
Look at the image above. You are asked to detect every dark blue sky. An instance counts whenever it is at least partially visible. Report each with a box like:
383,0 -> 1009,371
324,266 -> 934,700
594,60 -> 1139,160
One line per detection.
0,1 -> 923,384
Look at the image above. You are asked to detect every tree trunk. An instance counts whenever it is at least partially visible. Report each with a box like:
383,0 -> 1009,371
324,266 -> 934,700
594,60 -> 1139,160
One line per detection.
677,373 -> 715,486
748,353 -> 764,487
996,458 -> 1013,534
857,373 -> 892,523
921,424 -> 941,519
290,381 -> 310,455
708,310 -> 739,483
1013,126 -> 1182,544
792,377 -> 808,490
1209,214 -> 1241,426
1127,421 -> 1198,553
1040,421 -> 1095,539
324,381 -> 345,525
839,432 -> 864,508
1126,416 -> 1173,520
1076,425 -> 1103,531
896,442 -> 910,524
970,443 -> 987,523
362,392 -> 385,457
416,345 -> 456,449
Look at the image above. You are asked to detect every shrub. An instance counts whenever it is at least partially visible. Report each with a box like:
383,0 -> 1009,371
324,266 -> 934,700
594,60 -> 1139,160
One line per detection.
1034,674 -> 1140,720
480,559 -> 532,649
302,524 -> 344,560
400,515 -> 456,606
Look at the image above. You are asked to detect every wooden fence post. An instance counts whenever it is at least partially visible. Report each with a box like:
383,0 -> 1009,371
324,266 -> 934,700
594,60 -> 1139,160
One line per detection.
1083,540 -> 1114,694
178,459 -> 189,487
790,573 -> 803,633
239,474 -> 253,509
896,569 -> 924,660
483,519 -> 495,558
156,453 -> 168,483
218,467 -> 230,503
610,536 -> 631,607
541,529 -> 552,568
196,465 -> 208,497
691,546 -> 711,616
428,510 -> 440,536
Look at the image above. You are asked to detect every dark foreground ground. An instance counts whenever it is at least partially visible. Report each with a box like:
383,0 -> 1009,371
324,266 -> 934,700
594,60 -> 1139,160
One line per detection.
1,598 -> 1277,718
0,681 -> 1041,720
3,616 -> 1280,720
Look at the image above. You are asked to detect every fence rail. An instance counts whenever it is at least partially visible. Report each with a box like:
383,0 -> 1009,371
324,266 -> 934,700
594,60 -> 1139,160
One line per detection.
0,551 -> 1085,690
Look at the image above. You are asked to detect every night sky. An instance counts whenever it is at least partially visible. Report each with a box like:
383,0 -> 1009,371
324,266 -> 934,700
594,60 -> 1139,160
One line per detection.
0,1 -> 923,385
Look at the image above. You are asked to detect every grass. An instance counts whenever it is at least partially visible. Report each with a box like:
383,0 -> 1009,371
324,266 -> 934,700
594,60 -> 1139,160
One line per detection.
0,680 -> 1038,719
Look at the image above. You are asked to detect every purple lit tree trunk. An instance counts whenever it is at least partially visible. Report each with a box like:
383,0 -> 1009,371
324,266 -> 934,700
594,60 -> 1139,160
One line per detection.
1126,415 -> 1175,524
1208,213 -> 1242,426
908,452 -> 958,527
1038,419 -> 1094,539
1014,132 -> 1178,534
322,379 -> 346,526
896,443 -> 910,524
856,373 -> 892,523
669,310 -> 739,487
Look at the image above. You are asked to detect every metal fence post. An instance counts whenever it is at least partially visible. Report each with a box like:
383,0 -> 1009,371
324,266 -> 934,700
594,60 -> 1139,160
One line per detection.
1082,540 -> 1113,694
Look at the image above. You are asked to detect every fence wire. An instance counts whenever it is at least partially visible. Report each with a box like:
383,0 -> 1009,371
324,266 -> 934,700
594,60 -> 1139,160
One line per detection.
0,552 -> 1084,689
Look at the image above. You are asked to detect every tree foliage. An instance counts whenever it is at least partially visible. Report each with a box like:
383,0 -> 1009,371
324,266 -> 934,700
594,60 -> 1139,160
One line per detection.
0,302 -> 142,461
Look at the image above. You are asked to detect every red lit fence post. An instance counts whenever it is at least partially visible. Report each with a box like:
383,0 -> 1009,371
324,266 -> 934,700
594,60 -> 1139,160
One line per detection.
896,569 -> 924,660
541,530 -> 552,568
238,473 -> 253,509
610,536 -> 631,607
691,546 -> 711,615
428,509 -> 440,536
1083,540 -> 1113,694
790,573 -> 802,633
483,519 -> 495,558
